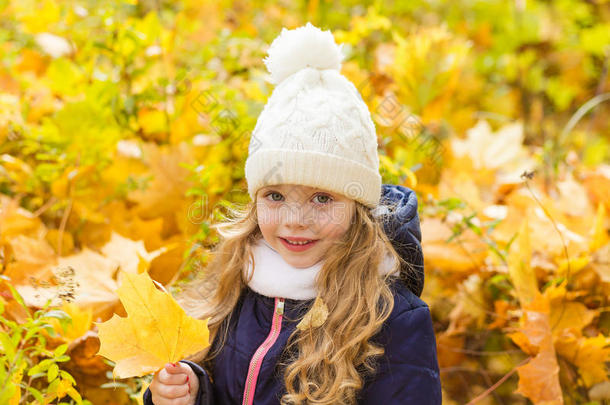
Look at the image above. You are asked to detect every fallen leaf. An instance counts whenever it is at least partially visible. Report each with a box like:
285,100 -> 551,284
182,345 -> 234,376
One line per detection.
543,280 -> 596,334
450,120 -> 536,185
555,329 -> 610,387
421,217 -> 488,273
95,271 -> 210,378
100,232 -> 168,275
507,214 -> 539,305
15,248 -> 120,320
3,235 -> 57,285
589,381 -> 610,401
589,203 -> 609,252
65,331 -> 110,377
510,291 -> 564,404
590,243 -> 610,283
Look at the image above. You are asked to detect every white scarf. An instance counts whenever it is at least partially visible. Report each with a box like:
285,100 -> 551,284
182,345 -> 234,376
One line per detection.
244,237 -> 399,300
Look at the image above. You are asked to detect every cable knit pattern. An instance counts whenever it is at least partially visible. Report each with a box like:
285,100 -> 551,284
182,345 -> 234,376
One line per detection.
245,22 -> 382,208
244,237 -> 399,300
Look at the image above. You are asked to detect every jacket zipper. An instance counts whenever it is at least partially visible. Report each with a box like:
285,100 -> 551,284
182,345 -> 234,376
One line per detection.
242,297 -> 285,405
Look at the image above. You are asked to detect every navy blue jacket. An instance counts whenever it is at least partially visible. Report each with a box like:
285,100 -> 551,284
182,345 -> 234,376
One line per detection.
144,184 -> 441,404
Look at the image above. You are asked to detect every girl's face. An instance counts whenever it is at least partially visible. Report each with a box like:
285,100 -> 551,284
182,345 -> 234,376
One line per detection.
256,184 -> 356,268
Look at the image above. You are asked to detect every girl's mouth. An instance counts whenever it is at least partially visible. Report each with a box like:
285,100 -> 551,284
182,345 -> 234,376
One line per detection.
279,237 -> 319,252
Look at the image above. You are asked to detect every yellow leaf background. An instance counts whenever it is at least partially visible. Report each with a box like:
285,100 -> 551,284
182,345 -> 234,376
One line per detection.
0,0 -> 609,403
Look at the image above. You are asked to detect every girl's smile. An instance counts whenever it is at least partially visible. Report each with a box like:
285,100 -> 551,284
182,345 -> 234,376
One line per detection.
256,184 -> 355,268
279,237 -> 319,252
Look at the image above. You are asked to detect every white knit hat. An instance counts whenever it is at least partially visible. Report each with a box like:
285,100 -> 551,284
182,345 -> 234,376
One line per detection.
245,22 -> 382,208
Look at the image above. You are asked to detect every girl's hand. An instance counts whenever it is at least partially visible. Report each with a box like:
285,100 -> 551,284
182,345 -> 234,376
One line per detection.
149,362 -> 199,405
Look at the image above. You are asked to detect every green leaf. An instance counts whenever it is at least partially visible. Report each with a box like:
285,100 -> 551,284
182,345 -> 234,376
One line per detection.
27,358 -> 55,376
0,333 -> 15,362
1,280 -> 26,308
44,324 -> 58,337
54,343 -> 69,357
43,310 -> 70,321
0,382 -> 17,405
28,372 -> 47,380
580,24 -> 610,56
67,386 -> 83,404
59,370 -> 76,385
48,377 -> 60,394
23,324 -> 44,342
48,363 -> 59,382
27,386 -> 44,403
46,57 -> 85,96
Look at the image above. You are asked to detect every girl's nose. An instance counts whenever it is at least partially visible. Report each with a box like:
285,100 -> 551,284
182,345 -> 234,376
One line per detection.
282,203 -> 310,226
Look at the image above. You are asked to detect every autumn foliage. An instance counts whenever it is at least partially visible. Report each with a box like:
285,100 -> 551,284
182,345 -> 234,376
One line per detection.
1,0 -> 609,404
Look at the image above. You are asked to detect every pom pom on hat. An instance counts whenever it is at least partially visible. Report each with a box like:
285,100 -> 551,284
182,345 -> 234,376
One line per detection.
263,22 -> 345,85
246,22 -> 382,208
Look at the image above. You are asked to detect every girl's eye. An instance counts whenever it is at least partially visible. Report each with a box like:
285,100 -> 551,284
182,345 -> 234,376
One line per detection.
314,194 -> 332,204
265,192 -> 332,204
267,192 -> 283,202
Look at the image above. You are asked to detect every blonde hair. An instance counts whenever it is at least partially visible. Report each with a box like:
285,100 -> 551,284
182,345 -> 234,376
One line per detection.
177,194 -> 417,404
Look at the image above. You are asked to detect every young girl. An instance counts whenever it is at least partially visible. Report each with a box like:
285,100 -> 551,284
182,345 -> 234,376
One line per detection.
144,22 -> 441,405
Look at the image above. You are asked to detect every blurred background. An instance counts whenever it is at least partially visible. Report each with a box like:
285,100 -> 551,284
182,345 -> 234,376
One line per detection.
0,0 -> 609,403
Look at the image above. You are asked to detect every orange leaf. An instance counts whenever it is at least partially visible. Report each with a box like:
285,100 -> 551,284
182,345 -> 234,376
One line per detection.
512,291 -> 564,404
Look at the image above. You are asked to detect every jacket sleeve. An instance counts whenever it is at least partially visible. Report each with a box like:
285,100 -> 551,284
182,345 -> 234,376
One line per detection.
142,360 -> 215,405
379,184 -> 425,297
358,306 -> 442,404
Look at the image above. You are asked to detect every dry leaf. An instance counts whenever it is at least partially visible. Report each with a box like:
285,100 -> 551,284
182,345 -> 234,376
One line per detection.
95,271 -> 210,378
100,232 -> 168,275
507,214 -> 539,305
589,381 -> 610,401
421,217 -> 488,273
510,291 -> 564,404
544,280 -> 596,334
555,329 -> 610,387
15,247 -> 120,320
297,296 -> 328,331
589,203 -> 609,252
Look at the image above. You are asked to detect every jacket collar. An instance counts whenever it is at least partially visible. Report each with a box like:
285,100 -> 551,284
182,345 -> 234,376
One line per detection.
244,236 -> 398,300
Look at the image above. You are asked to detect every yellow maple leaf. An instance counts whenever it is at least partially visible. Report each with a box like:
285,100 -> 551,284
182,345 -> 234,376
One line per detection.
555,330 -> 610,387
507,214 -> 539,305
544,280 -> 596,334
94,271 -> 210,379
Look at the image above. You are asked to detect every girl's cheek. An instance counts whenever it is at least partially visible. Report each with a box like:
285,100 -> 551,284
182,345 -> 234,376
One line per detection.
257,205 -> 279,225
317,211 -> 350,238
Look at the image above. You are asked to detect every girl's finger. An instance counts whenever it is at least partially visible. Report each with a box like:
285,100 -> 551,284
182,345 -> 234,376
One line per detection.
165,362 -> 185,374
157,382 -> 189,399
152,391 -> 190,405
158,369 -> 189,385
166,361 -> 193,376
177,393 -> 191,405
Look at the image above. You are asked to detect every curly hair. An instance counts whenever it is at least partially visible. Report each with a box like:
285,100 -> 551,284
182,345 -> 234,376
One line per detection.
176,194 -> 416,404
